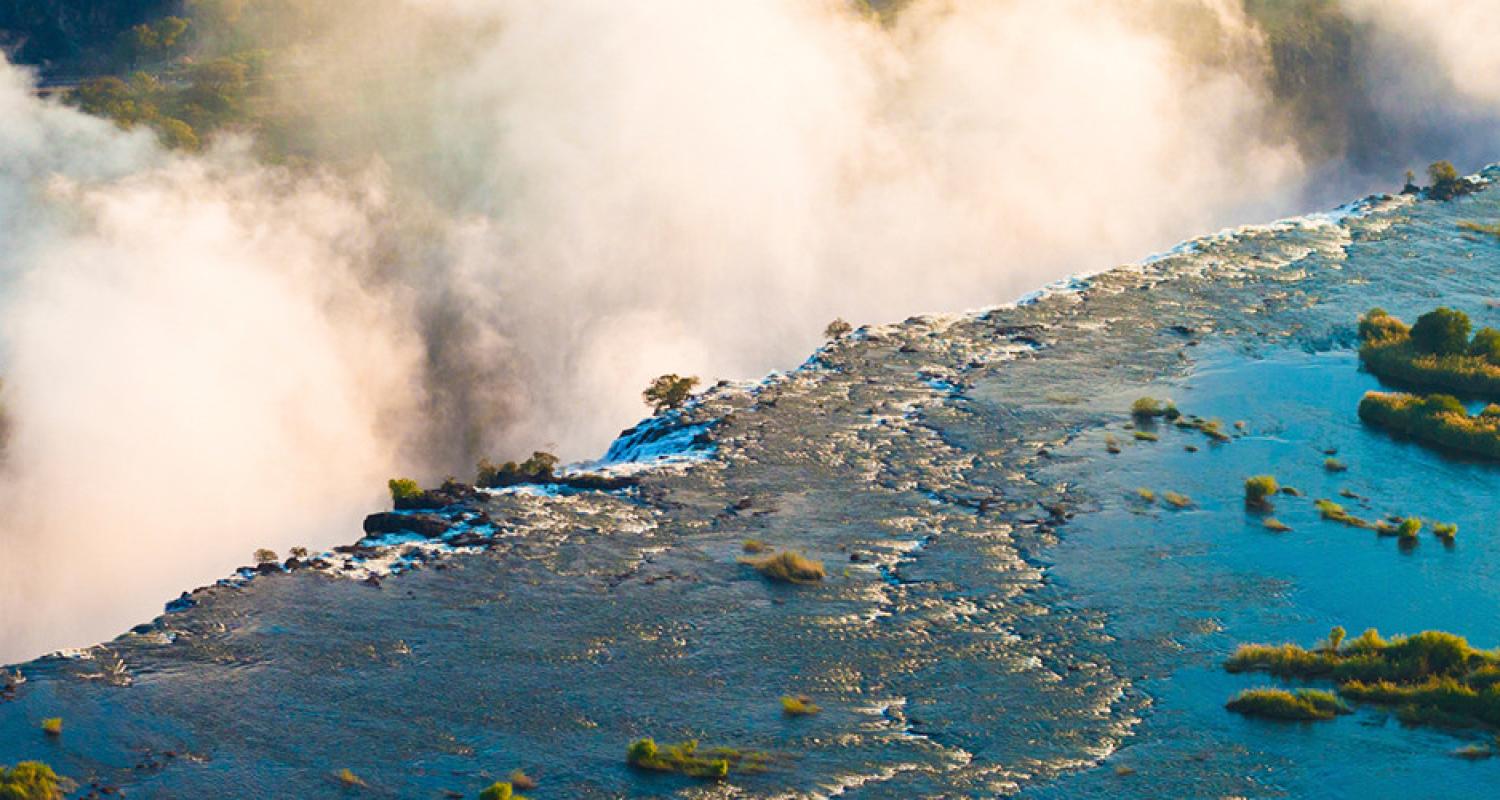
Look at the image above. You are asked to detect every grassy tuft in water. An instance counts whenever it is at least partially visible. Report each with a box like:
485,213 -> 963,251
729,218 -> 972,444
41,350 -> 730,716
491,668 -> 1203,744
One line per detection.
1225,688 -> 1349,721
0,761 -> 63,800
39,718 -> 61,737
744,551 -> 826,584
781,695 -> 821,716
626,738 -> 769,780
1244,475 -> 1278,510
1226,628 -> 1500,728
479,781 -> 528,800
1161,491 -> 1193,509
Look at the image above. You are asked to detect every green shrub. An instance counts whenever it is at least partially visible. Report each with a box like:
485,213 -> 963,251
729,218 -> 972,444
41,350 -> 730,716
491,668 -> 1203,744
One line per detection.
626,739 -> 766,780
336,768 -> 365,787
1313,499 -> 1370,528
742,539 -> 771,554
824,318 -> 853,339
1398,517 -> 1421,540
1428,160 -> 1476,200
1358,308 -> 1407,343
388,478 -> 423,503
644,375 -> 700,413
1244,476 -> 1278,509
1433,522 -> 1459,540
0,762 -> 63,800
1225,688 -> 1349,720
781,695 -> 820,716
478,782 -> 528,800
1470,328 -> 1500,365
1411,307 -> 1472,356
745,551 -> 826,584
476,452 -> 560,487
253,548 -> 278,565
1132,431 -> 1158,442
1134,488 -> 1156,504
1130,396 -> 1169,419
39,718 -> 60,737
1323,457 -> 1347,472
1262,518 -> 1292,532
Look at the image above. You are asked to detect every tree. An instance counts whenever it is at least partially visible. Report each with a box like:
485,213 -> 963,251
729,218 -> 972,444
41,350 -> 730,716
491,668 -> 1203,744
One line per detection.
1427,160 -> 1470,200
1328,626 -> 1346,652
1469,327 -> 1500,365
1409,307 -> 1470,355
253,548 -> 278,564
644,374 -> 699,413
824,318 -> 852,339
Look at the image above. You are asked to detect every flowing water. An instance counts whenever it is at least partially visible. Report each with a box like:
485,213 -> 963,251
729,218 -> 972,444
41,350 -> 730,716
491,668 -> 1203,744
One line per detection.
2,174 -> 1499,798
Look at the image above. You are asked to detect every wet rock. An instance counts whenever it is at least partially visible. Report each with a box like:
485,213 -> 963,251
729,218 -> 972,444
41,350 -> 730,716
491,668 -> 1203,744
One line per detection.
362,512 -> 454,539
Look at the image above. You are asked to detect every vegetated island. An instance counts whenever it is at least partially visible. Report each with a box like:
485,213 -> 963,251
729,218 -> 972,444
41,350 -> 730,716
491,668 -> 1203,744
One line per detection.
1225,628 -> 1500,729
1358,392 -> 1500,460
1358,307 -> 1500,397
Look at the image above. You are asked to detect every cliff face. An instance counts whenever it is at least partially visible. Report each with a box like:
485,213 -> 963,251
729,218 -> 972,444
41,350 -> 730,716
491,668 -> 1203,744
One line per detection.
0,0 -> 178,73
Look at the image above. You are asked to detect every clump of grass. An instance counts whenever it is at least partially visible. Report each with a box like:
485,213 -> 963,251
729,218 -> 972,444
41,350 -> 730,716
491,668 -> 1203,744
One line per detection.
1225,628 -> 1500,729
479,781 -> 529,800
744,551 -> 825,584
508,770 -> 537,791
0,761 -> 63,800
40,718 -> 61,737
1279,486 -> 1303,497
781,695 -> 821,716
1433,522 -> 1459,541
1262,518 -> 1292,533
626,739 -> 768,780
741,539 -> 771,554
1453,743 -> 1494,760
1225,688 -> 1349,721
1324,457 -> 1348,472
1244,475 -> 1278,510
1314,499 -> 1371,529
1133,488 -> 1156,504
1130,396 -> 1176,420
336,768 -> 365,787
1132,430 -> 1158,442
1161,491 -> 1193,509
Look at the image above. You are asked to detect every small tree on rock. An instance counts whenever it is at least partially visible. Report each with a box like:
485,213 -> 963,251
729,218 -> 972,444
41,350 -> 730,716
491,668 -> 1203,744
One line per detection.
824,318 -> 853,339
644,374 -> 699,413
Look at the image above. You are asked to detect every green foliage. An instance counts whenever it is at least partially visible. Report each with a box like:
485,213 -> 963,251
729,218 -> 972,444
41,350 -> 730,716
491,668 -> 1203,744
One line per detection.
0,762 -> 63,800
1433,522 -> 1459,540
781,695 -> 821,716
1427,160 -> 1476,200
475,452 -> 560,488
824,318 -> 853,339
336,768 -> 364,787
1225,687 -> 1349,720
626,738 -> 766,780
388,478 -> 423,503
1470,328 -> 1500,365
644,374 -> 700,413
1132,430 -> 1158,442
1329,626 -> 1347,652
39,718 -> 60,737
253,548 -> 278,564
1226,629 -> 1500,728
119,16 -> 190,64
1410,307 -> 1472,356
1130,396 -> 1175,419
744,551 -> 826,584
1357,308 -> 1407,344
478,782 -> 527,800
1262,517 -> 1292,532
1314,498 -> 1370,528
742,539 -> 771,554
1359,391 -> 1500,461
1244,475 -> 1278,509
1323,457 -> 1347,472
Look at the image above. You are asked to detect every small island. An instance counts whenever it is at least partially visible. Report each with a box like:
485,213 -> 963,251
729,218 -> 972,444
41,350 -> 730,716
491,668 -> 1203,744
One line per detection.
1358,307 -> 1500,397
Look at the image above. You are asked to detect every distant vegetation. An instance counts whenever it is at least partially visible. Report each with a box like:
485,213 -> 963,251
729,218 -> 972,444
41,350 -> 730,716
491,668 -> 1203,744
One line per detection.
744,550 -> 826,584
39,718 -> 61,737
1226,687 -> 1349,721
476,452 -> 559,488
1244,475 -> 1278,510
1359,391 -> 1500,460
1130,396 -> 1178,421
388,478 -> 423,504
1358,308 -> 1500,398
644,374 -> 700,413
781,695 -> 821,716
1425,160 -> 1481,201
824,318 -> 853,339
0,761 -> 63,800
478,781 -> 528,800
1227,628 -> 1500,729
626,738 -> 769,780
